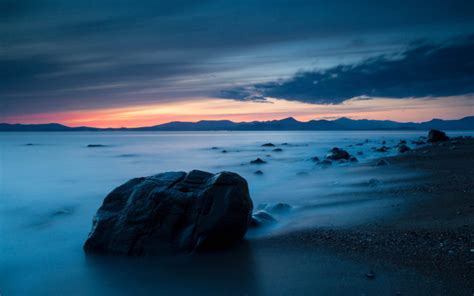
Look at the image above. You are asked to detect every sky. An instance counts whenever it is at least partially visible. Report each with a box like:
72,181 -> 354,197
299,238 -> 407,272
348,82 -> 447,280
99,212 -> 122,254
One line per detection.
1,0 -> 474,127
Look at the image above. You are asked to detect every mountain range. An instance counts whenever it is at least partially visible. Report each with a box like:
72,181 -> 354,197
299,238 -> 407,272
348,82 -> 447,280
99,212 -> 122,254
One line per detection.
0,116 -> 473,131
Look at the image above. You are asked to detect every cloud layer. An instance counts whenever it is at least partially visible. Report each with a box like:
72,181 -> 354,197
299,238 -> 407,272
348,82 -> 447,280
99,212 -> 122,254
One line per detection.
220,36 -> 474,104
2,1 -> 474,117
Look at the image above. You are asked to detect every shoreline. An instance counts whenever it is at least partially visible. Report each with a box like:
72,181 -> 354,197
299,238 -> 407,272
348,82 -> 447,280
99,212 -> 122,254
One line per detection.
258,136 -> 474,291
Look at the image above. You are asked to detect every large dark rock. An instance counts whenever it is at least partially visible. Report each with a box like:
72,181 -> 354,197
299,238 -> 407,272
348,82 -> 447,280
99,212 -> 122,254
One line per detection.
326,147 -> 351,160
428,129 -> 449,142
84,170 -> 253,255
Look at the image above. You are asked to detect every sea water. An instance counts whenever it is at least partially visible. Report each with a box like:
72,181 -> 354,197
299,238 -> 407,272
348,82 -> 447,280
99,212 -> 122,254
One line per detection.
1,131 -> 471,295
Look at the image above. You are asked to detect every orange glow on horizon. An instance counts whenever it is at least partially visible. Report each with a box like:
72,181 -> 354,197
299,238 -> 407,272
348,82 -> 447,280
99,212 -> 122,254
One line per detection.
3,96 -> 473,128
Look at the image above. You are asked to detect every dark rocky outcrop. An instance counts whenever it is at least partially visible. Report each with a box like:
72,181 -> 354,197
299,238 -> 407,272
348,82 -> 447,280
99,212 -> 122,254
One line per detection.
326,147 -> 351,160
87,144 -> 107,148
261,143 -> 275,147
83,170 -> 253,255
428,129 -> 449,142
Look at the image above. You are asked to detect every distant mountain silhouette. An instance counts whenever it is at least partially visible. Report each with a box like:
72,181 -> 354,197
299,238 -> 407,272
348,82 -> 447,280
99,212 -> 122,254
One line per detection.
1,116 -> 473,131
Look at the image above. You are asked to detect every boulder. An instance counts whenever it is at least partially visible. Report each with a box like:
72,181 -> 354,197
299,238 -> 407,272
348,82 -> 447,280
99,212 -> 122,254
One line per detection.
326,147 -> 351,160
428,129 -> 449,142
261,143 -> 275,147
84,170 -> 253,255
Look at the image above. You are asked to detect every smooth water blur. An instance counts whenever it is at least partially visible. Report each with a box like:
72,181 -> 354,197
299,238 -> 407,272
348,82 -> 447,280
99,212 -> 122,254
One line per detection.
0,131 -> 471,295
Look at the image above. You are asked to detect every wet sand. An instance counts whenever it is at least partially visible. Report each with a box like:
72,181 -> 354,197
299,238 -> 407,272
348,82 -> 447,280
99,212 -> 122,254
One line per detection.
259,137 -> 474,294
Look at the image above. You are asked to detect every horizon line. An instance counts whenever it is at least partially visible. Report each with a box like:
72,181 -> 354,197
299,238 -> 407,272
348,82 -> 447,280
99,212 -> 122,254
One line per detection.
1,115 -> 473,130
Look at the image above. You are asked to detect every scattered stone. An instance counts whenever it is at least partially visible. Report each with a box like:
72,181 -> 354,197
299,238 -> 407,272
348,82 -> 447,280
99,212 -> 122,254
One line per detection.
398,144 -> 411,153
250,158 -> 266,164
311,156 -> 320,162
318,160 -> 333,166
374,146 -> 389,152
281,143 -> 289,146
399,140 -> 407,145
87,144 -> 107,148
261,143 -> 275,147
24,143 -> 35,146
366,270 -> 376,279
382,140 -> 386,145
221,150 -> 228,153
349,156 -> 358,162
273,148 -> 283,152
250,210 -> 277,228
368,178 -> 381,187
376,159 -> 389,166
265,203 -> 292,214
428,129 -> 449,142
254,170 -> 264,175
326,147 -> 351,160
211,147 -> 219,150
83,170 -> 253,255
412,140 -> 425,145
52,209 -> 73,216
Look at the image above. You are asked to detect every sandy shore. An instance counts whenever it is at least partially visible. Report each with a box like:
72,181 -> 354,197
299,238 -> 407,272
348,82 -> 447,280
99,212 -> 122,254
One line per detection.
259,136 -> 474,293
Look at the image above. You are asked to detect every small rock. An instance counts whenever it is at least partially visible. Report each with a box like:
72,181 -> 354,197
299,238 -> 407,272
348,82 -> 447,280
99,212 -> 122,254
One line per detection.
254,170 -> 264,175
398,144 -> 411,153
261,143 -> 275,147
349,156 -> 358,162
399,140 -> 407,145
368,178 -> 381,187
318,160 -> 333,166
311,156 -> 320,162
375,159 -> 389,166
273,148 -> 283,152
221,150 -> 228,153
211,147 -> 219,150
357,151 -> 363,155
374,146 -> 389,152
265,203 -> 292,214
250,158 -> 266,164
250,210 -> 277,228
326,147 -> 351,160
87,144 -> 107,148
365,270 -> 376,279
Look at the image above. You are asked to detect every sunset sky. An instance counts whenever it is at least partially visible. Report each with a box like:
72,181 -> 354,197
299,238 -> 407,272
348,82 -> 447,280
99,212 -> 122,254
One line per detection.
2,1 -> 474,127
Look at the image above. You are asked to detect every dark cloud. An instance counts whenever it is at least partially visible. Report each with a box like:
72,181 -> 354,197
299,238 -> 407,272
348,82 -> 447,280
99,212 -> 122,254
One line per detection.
221,36 -> 474,104
1,0 -> 474,116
